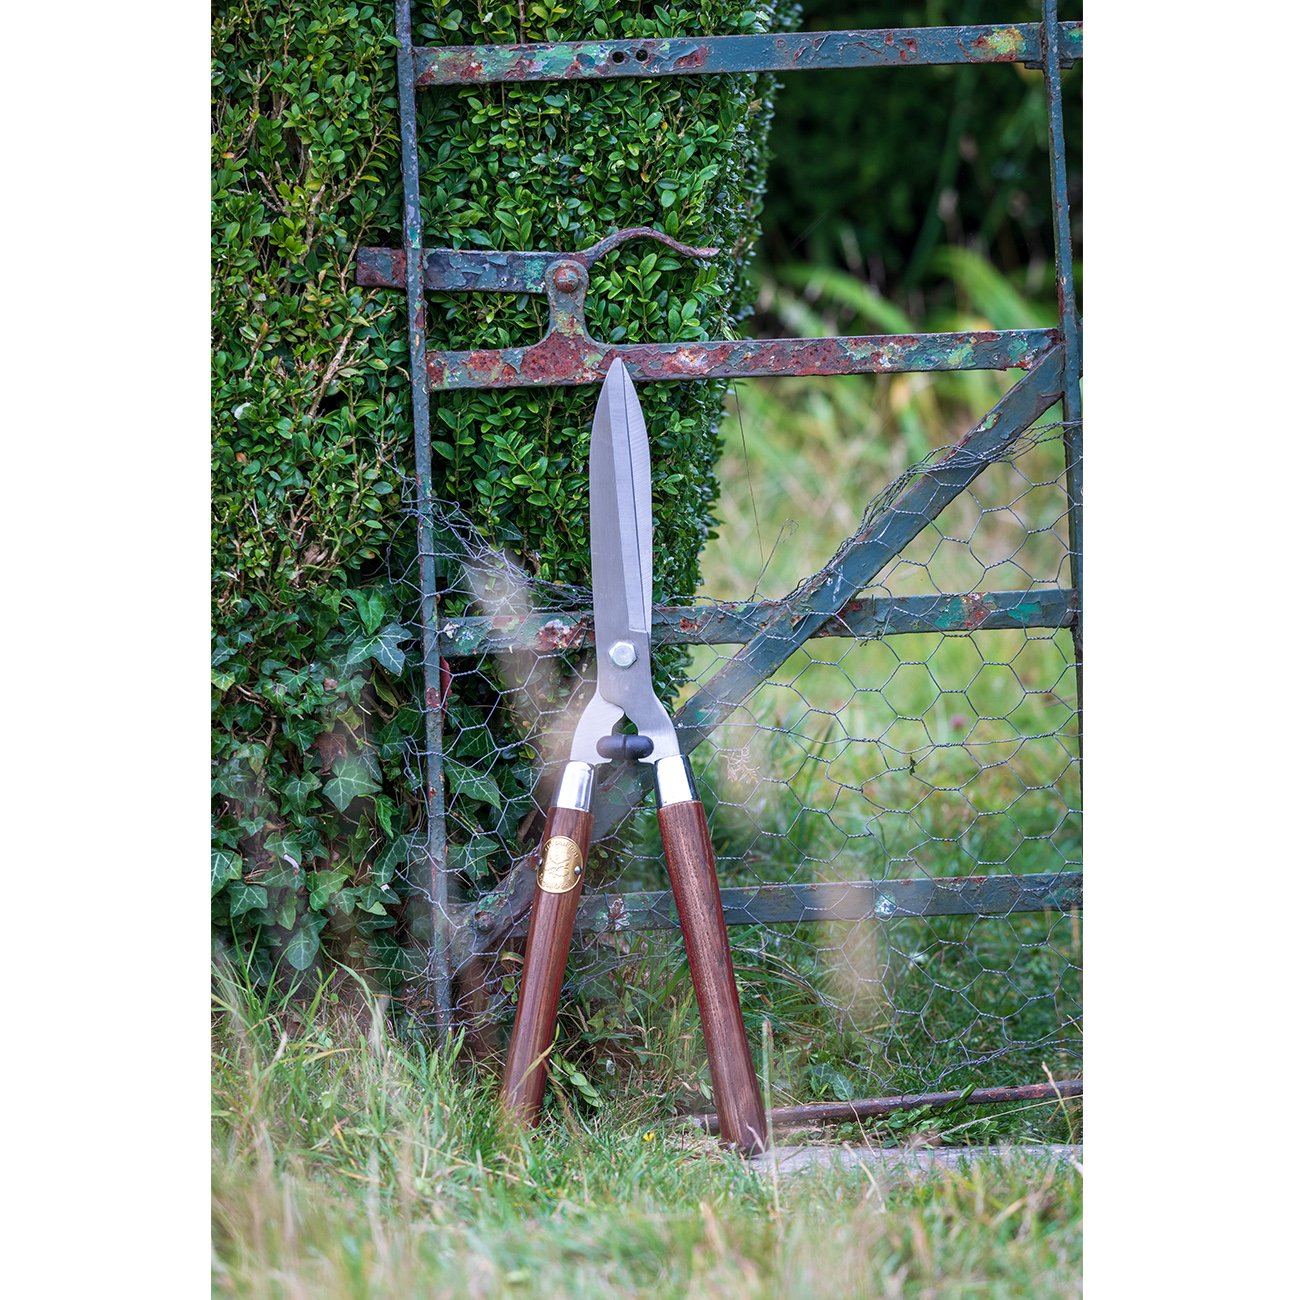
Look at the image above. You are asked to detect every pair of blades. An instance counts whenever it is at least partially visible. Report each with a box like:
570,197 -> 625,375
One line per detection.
570,358 -> 679,766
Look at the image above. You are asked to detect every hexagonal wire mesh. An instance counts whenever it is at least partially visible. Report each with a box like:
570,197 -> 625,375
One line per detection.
381,390 -> 1080,1128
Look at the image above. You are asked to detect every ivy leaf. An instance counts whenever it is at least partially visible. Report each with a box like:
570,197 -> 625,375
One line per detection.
450,836 -> 496,881
211,849 -> 242,897
350,589 -> 387,635
308,869 -> 350,909
323,755 -> 382,811
264,830 -> 302,865
228,882 -> 268,917
373,793 -> 398,838
375,832 -> 415,886
281,772 -> 321,812
260,861 -> 302,888
346,622 -> 411,675
354,883 -> 394,916
447,761 -> 502,810
283,924 -> 321,971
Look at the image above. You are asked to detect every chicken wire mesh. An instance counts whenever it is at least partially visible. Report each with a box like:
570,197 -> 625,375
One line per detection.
379,398 -> 1081,1118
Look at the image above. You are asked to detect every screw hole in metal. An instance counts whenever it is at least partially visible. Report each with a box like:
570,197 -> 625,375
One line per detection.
635,48 -> 649,62
610,49 -> 627,64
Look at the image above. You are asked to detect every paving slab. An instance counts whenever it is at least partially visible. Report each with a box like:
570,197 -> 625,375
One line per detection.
749,1144 -> 1083,1175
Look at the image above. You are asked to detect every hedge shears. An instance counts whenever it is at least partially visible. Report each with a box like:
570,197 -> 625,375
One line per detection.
501,358 -> 768,1155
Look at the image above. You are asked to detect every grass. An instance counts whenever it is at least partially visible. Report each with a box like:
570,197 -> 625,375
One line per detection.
212,968 -> 1082,1297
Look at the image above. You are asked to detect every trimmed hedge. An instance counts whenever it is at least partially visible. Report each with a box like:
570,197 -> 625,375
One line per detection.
212,1 -> 794,987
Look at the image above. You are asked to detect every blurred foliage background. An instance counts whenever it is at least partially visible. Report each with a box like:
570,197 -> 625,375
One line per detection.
758,0 -> 1081,326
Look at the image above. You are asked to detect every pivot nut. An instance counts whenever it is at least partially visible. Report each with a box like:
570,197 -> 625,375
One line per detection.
608,640 -> 637,668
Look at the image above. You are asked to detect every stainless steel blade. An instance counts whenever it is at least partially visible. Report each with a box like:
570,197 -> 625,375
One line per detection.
574,357 -> 678,764
589,356 -> 652,640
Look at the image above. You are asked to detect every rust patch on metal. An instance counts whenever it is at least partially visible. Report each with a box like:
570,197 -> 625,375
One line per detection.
536,619 -> 588,652
959,593 -> 995,629
673,44 -> 711,70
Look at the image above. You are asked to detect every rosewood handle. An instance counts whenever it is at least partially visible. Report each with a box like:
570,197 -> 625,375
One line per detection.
658,796 -> 769,1155
500,801 -> 592,1125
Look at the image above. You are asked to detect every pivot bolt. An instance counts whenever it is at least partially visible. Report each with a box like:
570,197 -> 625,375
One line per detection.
608,640 -> 637,668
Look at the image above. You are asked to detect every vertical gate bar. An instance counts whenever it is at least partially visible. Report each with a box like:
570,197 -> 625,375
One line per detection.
1040,0 -> 1084,743
396,0 -> 452,1037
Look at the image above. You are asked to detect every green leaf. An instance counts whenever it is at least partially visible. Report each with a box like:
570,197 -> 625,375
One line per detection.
211,849 -> 242,897
375,833 -> 415,886
447,762 -> 502,809
354,883 -> 394,916
261,862 -> 301,889
283,925 -> 321,971
228,882 -> 268,917
350,589 -> 386,635
345,621 -> 412,675
322,754 -> 382,811
450,836 -> 496,881
281,773 -> 321,812
308,869 -> 350,908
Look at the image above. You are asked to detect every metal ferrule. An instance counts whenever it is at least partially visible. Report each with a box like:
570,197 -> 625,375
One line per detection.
654,754 -> 698,808
555,761 -> 595,812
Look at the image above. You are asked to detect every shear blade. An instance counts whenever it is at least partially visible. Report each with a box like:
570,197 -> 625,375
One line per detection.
572,358 -> 678,764
590,357 -> 652,639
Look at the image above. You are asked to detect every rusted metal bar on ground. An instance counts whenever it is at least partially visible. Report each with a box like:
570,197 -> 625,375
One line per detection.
690,1079 -> 1083,1135
474,870 -> 1083,944
414,23 -> 1082,86
394,0 -> 452,1038
439,587 -> 1078,657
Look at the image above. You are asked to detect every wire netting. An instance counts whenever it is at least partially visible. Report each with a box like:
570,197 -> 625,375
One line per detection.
384,393 -> 1081,1121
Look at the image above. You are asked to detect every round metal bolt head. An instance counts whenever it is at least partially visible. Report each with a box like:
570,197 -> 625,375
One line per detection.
553,262 -> 582,293
608,640 -> 637,668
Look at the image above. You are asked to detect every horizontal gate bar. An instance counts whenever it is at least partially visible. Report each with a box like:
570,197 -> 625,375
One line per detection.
415,22 -> 1082,85
488,871 -> 1082,940
440,587 -> 1077,657
425,329 -> 1059,390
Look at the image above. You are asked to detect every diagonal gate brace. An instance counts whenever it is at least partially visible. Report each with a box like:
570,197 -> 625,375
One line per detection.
593,346 -> 1061,836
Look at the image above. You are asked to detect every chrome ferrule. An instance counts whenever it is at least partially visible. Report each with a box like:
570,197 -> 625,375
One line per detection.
555,761 -> 595,812
654,754 -> 698,808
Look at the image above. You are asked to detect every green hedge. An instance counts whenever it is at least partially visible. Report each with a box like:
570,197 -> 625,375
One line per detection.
212,1 -> 793,987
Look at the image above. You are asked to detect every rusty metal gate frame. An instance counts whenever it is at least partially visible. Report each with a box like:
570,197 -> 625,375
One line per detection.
361,1 -> 1083,1036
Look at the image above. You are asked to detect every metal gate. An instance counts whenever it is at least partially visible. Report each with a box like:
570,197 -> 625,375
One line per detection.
359,0 -> 1082,1120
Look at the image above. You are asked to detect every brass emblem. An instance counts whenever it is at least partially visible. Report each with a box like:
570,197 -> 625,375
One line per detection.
537,836 -> 583,894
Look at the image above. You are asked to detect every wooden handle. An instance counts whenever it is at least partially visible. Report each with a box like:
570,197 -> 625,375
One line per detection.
500,804 -> 592,1125
658,799 -> 768,1155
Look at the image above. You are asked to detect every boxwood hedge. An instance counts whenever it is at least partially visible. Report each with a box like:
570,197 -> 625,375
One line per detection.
212,0 -> 794,990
